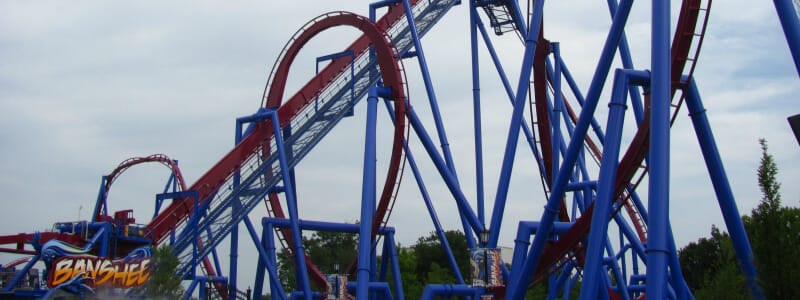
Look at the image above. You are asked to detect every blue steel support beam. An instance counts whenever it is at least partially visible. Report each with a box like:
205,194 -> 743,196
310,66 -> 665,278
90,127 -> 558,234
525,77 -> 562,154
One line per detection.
244,216 -> 287,300
605,0 -> 645,124
772,0 -> 800,76
666,222 -> 693,299
507,0 -> 635,297
487,0 -> 545,249
401,0 -> 460,180
385,230 -> 406,300
230,118 -> 247,300
92,176 -> 108,222
646,0 -> 670,297
552,42 -> 563,183
472,8 -> 549,184
253,225 -> 267,300
469,0 -> 486,227
356,87 -> 380,300
405,104 -> 485,236
3,254 -> 40,293
421,284 -> 482,300
265,109 -> 311,300
579,69 -> 635,299
400,0 -> 477,248
382,99 -> 466,285
557,58 -> 606,141
683,78 -> 765,299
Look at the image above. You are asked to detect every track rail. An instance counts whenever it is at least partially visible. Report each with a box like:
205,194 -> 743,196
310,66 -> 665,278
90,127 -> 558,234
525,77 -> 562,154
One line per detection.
144,0 -> 460,280
527,0 -> 713,283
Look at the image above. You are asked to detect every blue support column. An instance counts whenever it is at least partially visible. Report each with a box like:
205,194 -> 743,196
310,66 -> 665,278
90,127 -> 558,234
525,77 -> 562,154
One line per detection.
253,225 -> 268,300
487,0 -> 545,248
469,0 -> 486,227
386,230 -> 406,300
551,42 -> 563,183
579,69 -> 632,299
646,0 -> 671,297
401,0 -> 460,179
506,0 -> 636,297
265,109 -> 311,300
230,120 -> 246,300
405,104 -> 485,237
356,87 -> 380,299
772,0 -> 800,76
683,79 -> 765,299
382,99 -> 466,284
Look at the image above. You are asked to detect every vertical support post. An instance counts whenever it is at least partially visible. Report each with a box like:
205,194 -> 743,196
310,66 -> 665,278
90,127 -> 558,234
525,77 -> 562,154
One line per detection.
230,119 -> 246,300
400,0 -> 460,179
356,87 -> 380,299
401,0 -> 477,248
579,69 -> 630,299
267,110 -> 311,300
507,0 -> 637,285
469,0 -> 486,227
551,42 -> 563,183
646,0 -> 671,297
683,79 -> 765,300
386,230 -> 405,300
93,176 -> 109,222
488,0 -> 545,249
253,225 -> 267,300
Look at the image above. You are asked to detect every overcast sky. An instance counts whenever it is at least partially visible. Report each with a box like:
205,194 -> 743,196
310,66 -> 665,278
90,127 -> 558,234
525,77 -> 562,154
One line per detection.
1,0 -> 798,291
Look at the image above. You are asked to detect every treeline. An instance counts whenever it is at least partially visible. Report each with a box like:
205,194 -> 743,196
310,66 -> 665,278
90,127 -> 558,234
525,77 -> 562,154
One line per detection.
678,139 -> 800,298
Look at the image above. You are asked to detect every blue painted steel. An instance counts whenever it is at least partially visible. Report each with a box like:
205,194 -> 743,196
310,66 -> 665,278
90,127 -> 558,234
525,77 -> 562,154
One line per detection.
385,231 -> 405,300
405,104 -> 485,236
557,58 -> 606,140
772,0 -> 800,76
469,0 -> 486,227
92,176 -> 108,222
646,0 -> 671,297
383,100 -> 466,285
552,42 -> 563,183
262,108 -> 311,300
245,216 -> 288,300
253,225 -> 267,300
345,282 -> 394,299
507,0 -> 635,297
356,87 -> 379,300
604,0 -> 644,125
579,68 -> 632,299
473,8 -> 550,187
2,254 -> 40,293
666,222 -> 693,299
401,0 -> 460,181
420,284 -> 482,299
317,50 -> 355,116
683,78 -> 765,299
487,0 -> 544,249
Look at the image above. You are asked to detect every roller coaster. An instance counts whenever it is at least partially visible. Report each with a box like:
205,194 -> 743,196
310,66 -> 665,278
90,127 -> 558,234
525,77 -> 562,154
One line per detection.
2,0 -> 799,299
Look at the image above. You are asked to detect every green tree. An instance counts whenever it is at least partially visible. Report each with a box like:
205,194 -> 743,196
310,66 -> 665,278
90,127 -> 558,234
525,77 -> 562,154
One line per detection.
276,230 -> 358,292
747,138 -> 800,299
678,228 -> 724,291
145,245 -> 184,299
385,230 -> 470,299
679,138 -> 800,298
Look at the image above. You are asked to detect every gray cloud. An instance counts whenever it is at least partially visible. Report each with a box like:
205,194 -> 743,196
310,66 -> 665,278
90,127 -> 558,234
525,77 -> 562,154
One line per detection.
1,0 -> 798,294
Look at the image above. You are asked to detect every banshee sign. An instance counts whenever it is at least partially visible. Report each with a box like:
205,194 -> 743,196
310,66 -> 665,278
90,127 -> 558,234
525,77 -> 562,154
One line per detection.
47,255 -> 151,288
39,239 -> 153,289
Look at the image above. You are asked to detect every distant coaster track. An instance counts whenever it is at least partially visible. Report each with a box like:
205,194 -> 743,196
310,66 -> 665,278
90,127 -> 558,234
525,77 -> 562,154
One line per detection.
92,153 -> 188,222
